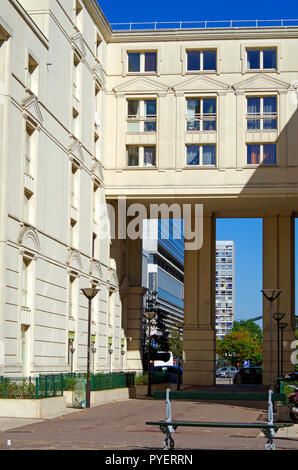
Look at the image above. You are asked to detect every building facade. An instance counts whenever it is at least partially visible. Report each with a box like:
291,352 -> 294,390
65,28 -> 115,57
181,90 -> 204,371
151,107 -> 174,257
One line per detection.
215,241 -> 235,339
143,219 -> 184,332
0,0 -> 126,377
0,0 -> 297,383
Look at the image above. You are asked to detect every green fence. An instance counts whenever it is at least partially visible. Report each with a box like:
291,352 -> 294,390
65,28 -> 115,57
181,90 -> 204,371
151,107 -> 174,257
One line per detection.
0,371 -> 167,398
39,372 -> 136,392
0,376 -> 64,399
134,371 -> 169,385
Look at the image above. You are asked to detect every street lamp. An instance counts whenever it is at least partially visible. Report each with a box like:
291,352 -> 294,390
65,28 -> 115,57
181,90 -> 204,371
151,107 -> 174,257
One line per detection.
174,320 -> 184,391
81,287 -> 99,408
144,310 -> 156,397
279,322 -> 288,377
273,312 -> 286,380
261,289 -> 282,391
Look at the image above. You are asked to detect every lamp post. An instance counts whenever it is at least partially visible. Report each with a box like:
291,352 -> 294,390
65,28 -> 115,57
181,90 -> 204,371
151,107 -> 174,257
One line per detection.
144,311 -> 156,397
69,338 -> 75,374
279,322 -> 288,377
174,320 -> 184,391
273,312 -> 285,380
81,287 -> 99,408
261,289 -> 282,391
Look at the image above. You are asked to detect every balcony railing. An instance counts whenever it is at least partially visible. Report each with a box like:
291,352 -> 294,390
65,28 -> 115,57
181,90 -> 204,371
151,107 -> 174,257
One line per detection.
111,18 -> 298,32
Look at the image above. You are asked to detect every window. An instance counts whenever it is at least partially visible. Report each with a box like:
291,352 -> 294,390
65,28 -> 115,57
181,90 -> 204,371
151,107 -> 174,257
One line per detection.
247,143 -> 277,165
246,48 -> 276,70
75,0 -> 83,31
128,51 -> 157,73
186,145 -> 216,166
127,146 -> 156,167
73,54 -> 80,102
127,99 -> 156,132
93,180 -> 100,225
25,122 -> 35,175
69,274 -> 77,318
246,96 -> 277,130
21,257 -> 32,308
187,50 -> 216,71
23,188 -> 33,224
27,54 -> 38,95
186,97 -> 216,131
96,33 -> 102,58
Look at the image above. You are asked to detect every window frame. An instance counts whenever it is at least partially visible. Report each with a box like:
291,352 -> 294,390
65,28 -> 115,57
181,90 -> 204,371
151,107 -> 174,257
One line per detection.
246,95 -> 278,131
246,142 -> 277,166
126,145 -> 156,168
185,96 -> 217,132
185,144 -> 217,167
127,51 -> 157,74
186,49 -> 217,73
241,45 -> 281,74
245,47 -> 277,71
126,98 -> 157,133
122,46 -> 161,76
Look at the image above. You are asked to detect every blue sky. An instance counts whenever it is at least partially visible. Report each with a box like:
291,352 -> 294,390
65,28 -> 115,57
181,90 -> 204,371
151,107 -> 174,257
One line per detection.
97,0 -> 298,323
98,0 -> 298,24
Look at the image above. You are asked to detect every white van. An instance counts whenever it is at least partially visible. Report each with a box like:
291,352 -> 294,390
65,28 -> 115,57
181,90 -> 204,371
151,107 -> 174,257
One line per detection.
154,351 -> 173,367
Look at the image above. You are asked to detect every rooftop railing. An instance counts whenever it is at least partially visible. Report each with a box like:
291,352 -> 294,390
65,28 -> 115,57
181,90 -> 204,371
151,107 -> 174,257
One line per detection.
111,19 -> 298,32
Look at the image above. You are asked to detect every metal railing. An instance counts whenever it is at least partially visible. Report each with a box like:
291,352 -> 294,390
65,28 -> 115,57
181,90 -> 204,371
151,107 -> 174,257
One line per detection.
0,375 -> 64,399
41,372 -> 136,392
111,19 -> 298,32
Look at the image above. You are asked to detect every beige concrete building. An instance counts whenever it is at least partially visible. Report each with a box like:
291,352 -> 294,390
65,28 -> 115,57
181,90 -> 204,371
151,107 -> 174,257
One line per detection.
0,0 -> 297,385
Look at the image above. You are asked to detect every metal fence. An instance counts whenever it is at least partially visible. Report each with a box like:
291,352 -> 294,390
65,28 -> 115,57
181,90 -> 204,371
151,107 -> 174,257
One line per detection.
0,371 -> 167,398
111,19 -> 298,32
0,375 -> 64,399
40,372 -> 136,392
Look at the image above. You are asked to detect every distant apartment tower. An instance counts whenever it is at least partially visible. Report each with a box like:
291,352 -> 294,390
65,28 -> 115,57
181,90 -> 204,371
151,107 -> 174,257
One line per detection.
216,241 -> 235,339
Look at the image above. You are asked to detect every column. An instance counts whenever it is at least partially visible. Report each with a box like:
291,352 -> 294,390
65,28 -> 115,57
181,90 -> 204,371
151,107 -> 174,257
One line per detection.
183,214 -> 216,385
263,214 -> 296,385
126,237 -> 147,372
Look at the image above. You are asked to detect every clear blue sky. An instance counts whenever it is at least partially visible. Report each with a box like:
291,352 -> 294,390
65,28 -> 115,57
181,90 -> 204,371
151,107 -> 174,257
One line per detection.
97,0 -> 298,323
98,0 -> 298,23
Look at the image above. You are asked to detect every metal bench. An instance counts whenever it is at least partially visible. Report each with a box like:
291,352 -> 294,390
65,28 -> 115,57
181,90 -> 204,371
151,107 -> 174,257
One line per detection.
145,389 -> 294,450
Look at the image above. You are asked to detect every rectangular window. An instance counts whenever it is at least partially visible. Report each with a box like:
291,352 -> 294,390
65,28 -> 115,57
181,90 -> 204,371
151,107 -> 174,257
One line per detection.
187,50 -> 216,71
247,96 -> 277,130
127,99 -> 156,132
25,122 -> 35,175
247,143 -> 276,165
247,48 -> 277,70
127,146 -> 156,167
186,145 -> 216,166
186,97 -> 216,131
27,54 -> 38,95
128,51 -> 157,73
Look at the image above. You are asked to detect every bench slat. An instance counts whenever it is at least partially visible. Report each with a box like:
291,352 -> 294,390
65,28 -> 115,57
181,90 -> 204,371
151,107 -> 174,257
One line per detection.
153,391 -> 286,402
145,420 -> 292,429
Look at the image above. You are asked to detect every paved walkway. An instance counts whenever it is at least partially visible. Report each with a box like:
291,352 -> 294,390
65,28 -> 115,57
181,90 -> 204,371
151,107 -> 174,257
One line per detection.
0,389 -> 297,451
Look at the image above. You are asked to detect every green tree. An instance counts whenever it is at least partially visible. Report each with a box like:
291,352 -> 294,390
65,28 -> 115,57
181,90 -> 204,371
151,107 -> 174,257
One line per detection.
217,329 -> 262,367
231,320 -> 262,342
168,327 -> 183,360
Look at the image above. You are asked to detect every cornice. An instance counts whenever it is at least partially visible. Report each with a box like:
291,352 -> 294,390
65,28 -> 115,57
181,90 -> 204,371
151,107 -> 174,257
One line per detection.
82,0 -> 112,42
108,27 -> 298,44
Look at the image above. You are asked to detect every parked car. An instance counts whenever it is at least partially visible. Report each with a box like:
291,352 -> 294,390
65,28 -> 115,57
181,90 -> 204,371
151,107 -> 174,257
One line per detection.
153,365 -> 183,384
216,367 -> 238,378
233,367 -> 263,385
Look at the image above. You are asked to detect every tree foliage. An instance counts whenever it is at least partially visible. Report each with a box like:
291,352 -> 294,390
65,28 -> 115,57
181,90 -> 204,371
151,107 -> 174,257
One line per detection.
217,328 -> 262,367
231,320 -> 262,342
168,327 -> 183,360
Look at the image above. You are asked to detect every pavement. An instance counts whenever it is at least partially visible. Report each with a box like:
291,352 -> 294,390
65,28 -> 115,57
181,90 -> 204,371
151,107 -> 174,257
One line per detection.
0,383 -> 297,452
